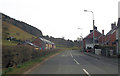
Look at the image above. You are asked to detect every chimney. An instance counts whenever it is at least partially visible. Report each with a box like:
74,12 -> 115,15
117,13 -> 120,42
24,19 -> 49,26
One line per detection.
111,22 -> 116,29
94,26 -> 97,30
90,30 -> 93,33
102,30 -> 104,35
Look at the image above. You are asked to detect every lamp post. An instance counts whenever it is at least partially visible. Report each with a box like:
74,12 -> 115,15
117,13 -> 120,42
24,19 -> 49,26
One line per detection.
78,28 -> 83,51
84,10 -> 95,53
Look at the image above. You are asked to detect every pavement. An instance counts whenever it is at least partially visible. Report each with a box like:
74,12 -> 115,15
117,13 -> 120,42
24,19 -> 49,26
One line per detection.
83,52 -> 119,65
30,50 -> 119,75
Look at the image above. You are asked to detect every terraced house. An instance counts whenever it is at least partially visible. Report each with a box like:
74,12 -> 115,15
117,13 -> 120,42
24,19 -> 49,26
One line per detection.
105,22 -> 118,46
83,27 -> 104,52
32,37 -> 56,50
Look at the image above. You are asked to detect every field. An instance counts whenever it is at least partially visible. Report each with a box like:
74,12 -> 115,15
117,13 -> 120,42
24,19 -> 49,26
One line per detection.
56,44 -> 80,50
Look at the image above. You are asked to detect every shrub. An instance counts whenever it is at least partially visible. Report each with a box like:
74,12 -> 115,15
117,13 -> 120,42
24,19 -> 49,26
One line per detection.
2,45 -> 59,68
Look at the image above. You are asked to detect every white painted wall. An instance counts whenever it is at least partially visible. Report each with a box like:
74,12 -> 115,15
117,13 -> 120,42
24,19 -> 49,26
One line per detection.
95,49 -> 101,55
86,43 -> 99,49
86,44 -> 93,49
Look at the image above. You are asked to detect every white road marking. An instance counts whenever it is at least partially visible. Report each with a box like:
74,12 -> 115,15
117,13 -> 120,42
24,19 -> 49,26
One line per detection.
83,69 -> 91,76
70,52 -> 79,65
70,52 -> 73,58
73,58 -> 80,64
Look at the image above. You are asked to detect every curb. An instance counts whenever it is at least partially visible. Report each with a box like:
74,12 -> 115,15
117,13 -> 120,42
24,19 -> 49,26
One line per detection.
84,52 -> 100,60
84,52 -> 118,65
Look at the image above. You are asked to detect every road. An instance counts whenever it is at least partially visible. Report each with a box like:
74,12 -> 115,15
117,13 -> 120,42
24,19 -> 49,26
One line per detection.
30,50 -> 118,75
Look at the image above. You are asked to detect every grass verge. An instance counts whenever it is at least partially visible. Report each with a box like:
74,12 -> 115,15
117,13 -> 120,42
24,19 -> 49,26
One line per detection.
2,51 -> 61,75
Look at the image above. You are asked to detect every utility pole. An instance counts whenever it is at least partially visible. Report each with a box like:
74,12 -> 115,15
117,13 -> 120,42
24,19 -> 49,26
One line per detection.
84,10 -> 95,53
118,1 -> 120,56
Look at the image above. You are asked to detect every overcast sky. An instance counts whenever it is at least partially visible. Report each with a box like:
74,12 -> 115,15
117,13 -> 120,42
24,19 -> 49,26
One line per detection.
0,0 -> 119,41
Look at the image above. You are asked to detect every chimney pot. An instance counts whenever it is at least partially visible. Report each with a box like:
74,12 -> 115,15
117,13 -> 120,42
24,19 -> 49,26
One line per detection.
102,30 -> 104,35
90,30 -> 93,33
111,22 -> 116,29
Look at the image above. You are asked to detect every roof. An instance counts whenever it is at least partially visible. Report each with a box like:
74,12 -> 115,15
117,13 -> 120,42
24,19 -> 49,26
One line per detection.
84,29 -> 102,39
106,26 -> 118,36
39,37 -> 55,44
26,41 -> 39,47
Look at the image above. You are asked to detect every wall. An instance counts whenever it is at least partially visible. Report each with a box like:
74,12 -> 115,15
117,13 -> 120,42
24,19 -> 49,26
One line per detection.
86,44 -> 93,49
95,49 -> 101,55
105,30 -> 116,46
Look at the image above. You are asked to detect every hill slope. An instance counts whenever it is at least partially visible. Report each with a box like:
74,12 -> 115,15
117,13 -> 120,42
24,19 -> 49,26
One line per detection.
2,14 -> 43,37
2,21 -> 36,40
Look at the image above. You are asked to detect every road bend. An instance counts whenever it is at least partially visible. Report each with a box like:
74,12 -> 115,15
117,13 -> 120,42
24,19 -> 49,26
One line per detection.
30,50 -> 118,75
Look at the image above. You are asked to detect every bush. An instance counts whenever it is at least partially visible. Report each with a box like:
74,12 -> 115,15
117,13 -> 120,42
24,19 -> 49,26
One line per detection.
2,45 -> 59,68
17,64 -> 22,68
2,45 -> 33,68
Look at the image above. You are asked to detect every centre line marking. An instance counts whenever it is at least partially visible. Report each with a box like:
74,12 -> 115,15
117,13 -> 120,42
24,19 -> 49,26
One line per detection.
73,58 -> 79,64
70,52 -> 73,58
83,69 -> 91,76
70,52 -> 79,65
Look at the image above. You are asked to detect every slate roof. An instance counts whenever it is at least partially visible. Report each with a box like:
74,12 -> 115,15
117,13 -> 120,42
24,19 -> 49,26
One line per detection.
84,29 -> 102,39
39,37 -> 55,44
106,26 -> 118,36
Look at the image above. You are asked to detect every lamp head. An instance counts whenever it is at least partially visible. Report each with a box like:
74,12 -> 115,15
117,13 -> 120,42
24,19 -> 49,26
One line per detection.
84,10 -> 88,12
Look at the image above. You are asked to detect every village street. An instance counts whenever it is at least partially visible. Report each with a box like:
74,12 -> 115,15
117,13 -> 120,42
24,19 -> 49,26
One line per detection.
29,50 -> 118,75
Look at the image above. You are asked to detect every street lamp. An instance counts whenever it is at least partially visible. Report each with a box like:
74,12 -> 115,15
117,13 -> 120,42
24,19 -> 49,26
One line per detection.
78,28 -> 83,51
84,10 -> 95,53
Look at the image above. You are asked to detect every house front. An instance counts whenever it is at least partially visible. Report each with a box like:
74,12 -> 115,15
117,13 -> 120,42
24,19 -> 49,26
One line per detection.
32,37 -> 56,50
83,27 -> 103,52
105,22 -> 117,46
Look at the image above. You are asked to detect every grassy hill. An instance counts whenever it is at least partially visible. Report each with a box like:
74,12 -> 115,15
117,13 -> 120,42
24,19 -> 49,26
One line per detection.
2,14 -> 43,37
2,21 -> 36,46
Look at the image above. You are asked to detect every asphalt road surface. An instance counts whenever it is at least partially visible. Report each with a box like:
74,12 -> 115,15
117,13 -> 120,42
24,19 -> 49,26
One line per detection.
30,50 -> 118,75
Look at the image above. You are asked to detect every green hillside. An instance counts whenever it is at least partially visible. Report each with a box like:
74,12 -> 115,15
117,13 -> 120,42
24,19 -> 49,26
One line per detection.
2,14 -> 43,37
2,21 -> 36,46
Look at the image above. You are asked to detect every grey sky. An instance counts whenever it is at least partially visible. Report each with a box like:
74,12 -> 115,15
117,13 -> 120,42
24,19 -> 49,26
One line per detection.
0,0 -> 119,40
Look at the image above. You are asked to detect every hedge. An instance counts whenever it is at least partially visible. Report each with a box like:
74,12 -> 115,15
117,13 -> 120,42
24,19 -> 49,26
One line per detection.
2,45 -> 59,68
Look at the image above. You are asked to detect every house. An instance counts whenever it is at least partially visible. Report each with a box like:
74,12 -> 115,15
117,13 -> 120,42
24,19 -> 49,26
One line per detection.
105,22 -> 118,46
32,37 -> 56,50
98,30 -> 105,45
83,26 -> 104,52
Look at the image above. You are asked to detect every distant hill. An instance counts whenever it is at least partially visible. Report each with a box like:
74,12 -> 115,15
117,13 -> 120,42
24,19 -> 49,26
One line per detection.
42,35 -> 81,47
2,13 -> 81,47
2,14 -> 43,37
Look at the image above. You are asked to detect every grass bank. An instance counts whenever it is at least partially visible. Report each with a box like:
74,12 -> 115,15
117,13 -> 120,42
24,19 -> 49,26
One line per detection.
2,51 -> 61,75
